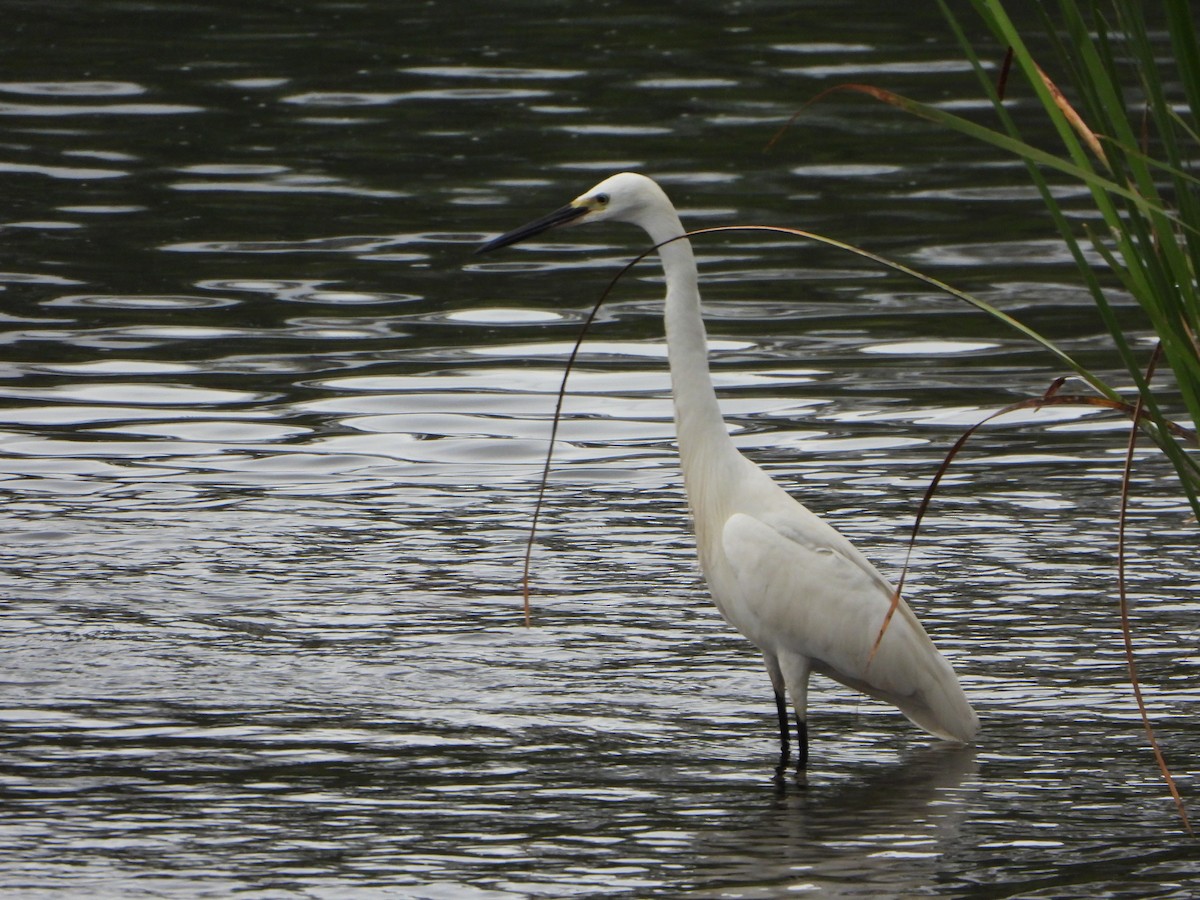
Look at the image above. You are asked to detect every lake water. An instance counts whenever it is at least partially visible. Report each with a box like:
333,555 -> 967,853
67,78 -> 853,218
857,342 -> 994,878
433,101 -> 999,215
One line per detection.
1,1 -> 1198,897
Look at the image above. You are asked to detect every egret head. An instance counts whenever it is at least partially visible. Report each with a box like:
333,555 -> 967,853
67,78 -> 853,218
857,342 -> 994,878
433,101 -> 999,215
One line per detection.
475,172 -> 667,254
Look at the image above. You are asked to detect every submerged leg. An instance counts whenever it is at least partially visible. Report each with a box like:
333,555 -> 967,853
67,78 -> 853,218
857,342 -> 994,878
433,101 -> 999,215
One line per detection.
774,689 -> 790,757
763,654 -> 790,758
778,654 -> 812,770
796,715 -> 809,769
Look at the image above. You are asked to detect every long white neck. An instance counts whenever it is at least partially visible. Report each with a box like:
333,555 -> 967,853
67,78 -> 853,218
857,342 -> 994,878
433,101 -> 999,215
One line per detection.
639,205 -> 738,489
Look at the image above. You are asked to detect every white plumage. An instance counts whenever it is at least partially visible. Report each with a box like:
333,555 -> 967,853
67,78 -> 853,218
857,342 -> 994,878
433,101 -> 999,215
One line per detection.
478,172 -> 978,764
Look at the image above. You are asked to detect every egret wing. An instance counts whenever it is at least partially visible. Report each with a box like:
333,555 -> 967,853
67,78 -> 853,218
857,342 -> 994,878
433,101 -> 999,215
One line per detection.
721,511 -> 900,676
721,511 -> 977,741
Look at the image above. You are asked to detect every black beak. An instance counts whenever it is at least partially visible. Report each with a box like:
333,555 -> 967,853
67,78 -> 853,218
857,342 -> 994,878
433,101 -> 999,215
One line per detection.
475,203 -> 590,255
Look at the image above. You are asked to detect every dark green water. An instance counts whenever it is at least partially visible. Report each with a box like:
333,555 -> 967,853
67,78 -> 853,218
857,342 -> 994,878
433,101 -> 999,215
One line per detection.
1,1 -> 1197,897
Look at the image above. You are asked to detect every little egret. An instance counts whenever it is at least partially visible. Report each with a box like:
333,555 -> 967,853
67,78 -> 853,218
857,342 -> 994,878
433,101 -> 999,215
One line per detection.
477,173 -> 978,765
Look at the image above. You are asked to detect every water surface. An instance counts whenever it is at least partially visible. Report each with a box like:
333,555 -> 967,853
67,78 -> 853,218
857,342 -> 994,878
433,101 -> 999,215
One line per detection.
1,1 -> 1197,897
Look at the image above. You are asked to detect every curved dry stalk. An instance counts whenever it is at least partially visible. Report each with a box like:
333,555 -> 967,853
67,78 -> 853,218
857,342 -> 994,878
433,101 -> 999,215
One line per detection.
1116,345 -> 1192,834
519,243 -> 667,625
872,381 -> 1198,662
876,386 -> 1196,673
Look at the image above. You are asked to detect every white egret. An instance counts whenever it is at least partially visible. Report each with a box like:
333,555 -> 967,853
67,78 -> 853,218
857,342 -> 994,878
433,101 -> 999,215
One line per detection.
477,173 -> 978,765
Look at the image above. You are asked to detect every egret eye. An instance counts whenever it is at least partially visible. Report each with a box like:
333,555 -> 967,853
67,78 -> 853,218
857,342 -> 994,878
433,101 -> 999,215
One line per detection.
595,193 -> 609,205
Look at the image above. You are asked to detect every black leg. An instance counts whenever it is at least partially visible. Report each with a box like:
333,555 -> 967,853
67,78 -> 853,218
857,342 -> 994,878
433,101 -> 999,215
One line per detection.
774,690 -> 790,757
772,696 -> 792,777
796,716 -> 808,769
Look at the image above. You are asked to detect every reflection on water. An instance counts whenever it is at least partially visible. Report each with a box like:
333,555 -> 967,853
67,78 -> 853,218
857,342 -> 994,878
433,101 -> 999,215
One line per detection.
1,1 -> 1197,897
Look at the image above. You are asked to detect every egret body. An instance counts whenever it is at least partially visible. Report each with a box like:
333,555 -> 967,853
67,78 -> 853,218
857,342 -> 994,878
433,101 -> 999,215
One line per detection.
477,173 -> 978,765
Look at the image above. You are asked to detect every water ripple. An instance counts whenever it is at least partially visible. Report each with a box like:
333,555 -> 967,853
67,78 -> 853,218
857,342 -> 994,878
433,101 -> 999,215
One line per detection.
782,59 -> 977,78
634,77 -> 740,89
861,339 -> 999,355
403,66 -> 586,80
0,406 -> 268,427
0,161 -> 127,180
198,278 -> 422,305
0,81 -> 146,97
0,271 -> 84,286
443,308 -> 564,325
911,239 -> 1100,267
283,89 -> 551,106
0,383 -> 266,406
0,101 -> 202,116
163,234 -> 420,254
42,294 -> 238,310
0,4 -> 1195,898
168,175 -> 405,199
556,124 -> 674,137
